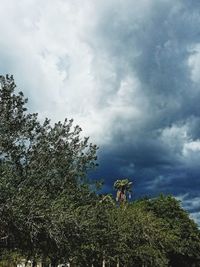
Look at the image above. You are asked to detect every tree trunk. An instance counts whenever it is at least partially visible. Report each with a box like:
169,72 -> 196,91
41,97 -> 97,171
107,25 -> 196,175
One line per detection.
32,260 -> 37,267
51,258 -> 58,267
41,261 -> 49,267
41,256 -> 49,267
102,258 -> 106,267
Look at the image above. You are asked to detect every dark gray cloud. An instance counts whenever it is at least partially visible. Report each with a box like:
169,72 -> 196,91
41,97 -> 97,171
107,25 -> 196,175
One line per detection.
88,0 -> 200,223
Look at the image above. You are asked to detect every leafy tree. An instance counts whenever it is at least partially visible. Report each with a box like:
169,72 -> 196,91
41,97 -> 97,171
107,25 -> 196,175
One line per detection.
114,179 -> 133,203
110,203 -> 177,267
141,195 -> 200,267
0,75 -> 98,264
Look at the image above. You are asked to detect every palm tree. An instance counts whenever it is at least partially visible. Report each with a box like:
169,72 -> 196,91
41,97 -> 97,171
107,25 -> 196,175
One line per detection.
114,179 -> 133,204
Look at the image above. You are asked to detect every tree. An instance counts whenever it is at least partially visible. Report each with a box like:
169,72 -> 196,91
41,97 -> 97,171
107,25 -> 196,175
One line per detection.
108,202 -> 178,267
0,75 -> 98,264
140,195 -> 200,267
114,179 -> 133,204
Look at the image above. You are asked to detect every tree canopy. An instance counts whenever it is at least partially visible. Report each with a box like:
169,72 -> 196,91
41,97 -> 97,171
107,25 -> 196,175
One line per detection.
0,75 -> 200,267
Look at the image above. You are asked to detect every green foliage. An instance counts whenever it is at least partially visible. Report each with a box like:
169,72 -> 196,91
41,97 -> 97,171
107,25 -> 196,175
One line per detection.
138,195 -> 200,266
0,250 -> 24,267
0,75 -> 200,266
0,75 -> 98,264
113,179 -> 132,192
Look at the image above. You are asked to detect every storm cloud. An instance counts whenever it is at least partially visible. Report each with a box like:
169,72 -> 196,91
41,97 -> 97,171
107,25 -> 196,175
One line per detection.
0,0 -> 200,223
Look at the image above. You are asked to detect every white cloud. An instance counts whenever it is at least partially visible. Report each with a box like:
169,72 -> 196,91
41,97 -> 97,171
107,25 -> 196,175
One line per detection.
190,212 -> 200,227
176,194 -> 200,225
177,194 -> 200,210
0,0 -> 199,150
0,0 -> 152,145
183,140 -> 200,154
188,44 -> 200,84
160,124 -> 188,152
0,1 -> 95,135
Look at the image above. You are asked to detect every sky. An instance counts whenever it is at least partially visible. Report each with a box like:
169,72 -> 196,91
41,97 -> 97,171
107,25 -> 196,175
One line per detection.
0,0 -> 200,224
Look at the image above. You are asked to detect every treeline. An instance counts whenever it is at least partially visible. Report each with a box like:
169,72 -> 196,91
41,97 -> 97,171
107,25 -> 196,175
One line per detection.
0,75 -> 200,267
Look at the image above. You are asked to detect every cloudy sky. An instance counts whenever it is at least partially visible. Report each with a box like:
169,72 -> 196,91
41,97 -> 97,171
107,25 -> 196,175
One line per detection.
0,0 -> 200,223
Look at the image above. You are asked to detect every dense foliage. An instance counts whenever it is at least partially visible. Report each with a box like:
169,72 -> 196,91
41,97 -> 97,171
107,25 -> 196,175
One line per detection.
0,75 -> 200,267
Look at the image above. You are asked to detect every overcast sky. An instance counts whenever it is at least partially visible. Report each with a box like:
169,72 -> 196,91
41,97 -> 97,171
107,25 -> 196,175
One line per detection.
0,0 -> 200,224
